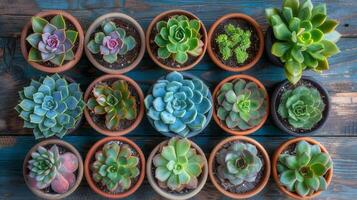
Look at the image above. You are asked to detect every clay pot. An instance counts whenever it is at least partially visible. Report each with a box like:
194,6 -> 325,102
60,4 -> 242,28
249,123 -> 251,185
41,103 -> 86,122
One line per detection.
84,74 -> 144,136
146,9 -> 208,71
212,74 -> 269,135
265,27 -> 284,67
207,13 -> 264,72
84,137 -> 145,199
272,137 -> 333,199
20,10 -> 84,73
208,136 -> 270,199
84,13 -> 145,74
23,139 -> 83,199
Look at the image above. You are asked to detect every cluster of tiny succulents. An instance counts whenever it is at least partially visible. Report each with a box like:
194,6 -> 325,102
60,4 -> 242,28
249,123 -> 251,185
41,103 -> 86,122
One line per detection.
144,71 -> 212,137
26,15 -> 78,65
87,80 -> 137,130
266,0 -> 340,84
153,137 -> 205,191
87,20 -> 137,64
216,79 -> 267,131
15,74 -> 85,139
278,85 -> 325,130
278,140 -> 332,197
215,24 -> 252,64
91,142 -> 140,192
154,15 -> 204,64
27,145 -> 79,194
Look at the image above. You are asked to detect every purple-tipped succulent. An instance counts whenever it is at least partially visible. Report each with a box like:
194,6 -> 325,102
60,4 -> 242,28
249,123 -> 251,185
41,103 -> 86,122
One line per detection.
100,31 -> 124,56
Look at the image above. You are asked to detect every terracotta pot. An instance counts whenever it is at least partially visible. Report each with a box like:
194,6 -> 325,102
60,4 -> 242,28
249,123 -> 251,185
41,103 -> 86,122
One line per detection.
20,10 -> 84,73
146,139 -> 208,200
84,13 -> 145,74
207,13 -> 264,72
84,137 -> 145,199
265,26 -> 284,67
23,139 -> 84,199
84,74 -> 144,136
146,9 -> 208,71
208,136 -> 270,199
212,74 -> 269,135
272,137 -> 333,199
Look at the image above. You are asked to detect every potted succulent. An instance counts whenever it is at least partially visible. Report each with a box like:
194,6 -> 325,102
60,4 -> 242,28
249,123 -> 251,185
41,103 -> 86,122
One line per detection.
272,137 -> 333,199
146,10 -> 207,71
15,74 -> 85,139
84,74 -> 144,136
212,74 -> 269,135
20,10 -> 84,73
85,13 -> 145,74
144,71 -> 213,138
146,137 -> 208,200
23,139 -> 83,199
271,76 -> 330,135
84,137 -> 145,199
207,13 -> 264,72
265,0 -> 341,84
208,136 -> 270,199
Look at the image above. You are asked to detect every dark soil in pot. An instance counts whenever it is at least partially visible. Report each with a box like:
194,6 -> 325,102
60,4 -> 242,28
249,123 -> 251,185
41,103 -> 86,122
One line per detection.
265,27 -> 284,67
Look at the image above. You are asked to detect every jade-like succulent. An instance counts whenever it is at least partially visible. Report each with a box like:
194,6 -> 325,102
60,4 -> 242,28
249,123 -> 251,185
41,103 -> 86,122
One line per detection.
87,20 -> 137,64
87,80 -> 137,130
153,137 -> 205,191
266,0 -> 341,84
91,142 -> 140,192
278,140 -> 332,197
15,74 -> 85,139
26,15 -> 78,65
216,79 -> 267,130
27,145 -> 79,194
278,85 -> 325,130
144,72 -> 212,137
154,15 -> 204,64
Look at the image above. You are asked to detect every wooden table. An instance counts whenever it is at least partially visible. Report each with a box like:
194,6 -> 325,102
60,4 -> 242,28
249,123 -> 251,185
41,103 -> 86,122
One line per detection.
0,0 -> 356,199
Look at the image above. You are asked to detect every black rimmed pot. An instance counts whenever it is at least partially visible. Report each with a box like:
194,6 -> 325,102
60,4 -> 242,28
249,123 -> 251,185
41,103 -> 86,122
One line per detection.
265,27 -> 284,67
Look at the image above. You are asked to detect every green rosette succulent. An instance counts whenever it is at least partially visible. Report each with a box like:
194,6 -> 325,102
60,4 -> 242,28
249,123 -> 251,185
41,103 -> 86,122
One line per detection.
278,140 -> 332,197
15,74 -> 85,139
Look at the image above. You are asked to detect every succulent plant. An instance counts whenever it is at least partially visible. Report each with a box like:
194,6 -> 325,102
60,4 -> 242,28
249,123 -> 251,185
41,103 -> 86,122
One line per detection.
26,15 -> 78,65
87,20 -> 137,64
87,80 -> 137,130
27,145 -> 79,194
144,72 -> 212,137
154,15 -> 204,64
266,0 -> 341,84
153,137 -> 205,191
15,74 -> 85,139
91,142 -> 140,192
278,140 -> 332,197
216,79 -> 267,131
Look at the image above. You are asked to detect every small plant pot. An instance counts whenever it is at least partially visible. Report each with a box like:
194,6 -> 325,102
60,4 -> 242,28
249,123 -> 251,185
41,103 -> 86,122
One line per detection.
23,139 -> 83,199
84,137 -> 145,199
212,74 -> 269,135
85,13 -> 145,74
146,9 -> 208,71
84,74 -> 144,136
20,10 -> 84,73
207,13 -> 264,72
264,26 -> 284,67
208,136 -> 270,199
272,137 -> 333,199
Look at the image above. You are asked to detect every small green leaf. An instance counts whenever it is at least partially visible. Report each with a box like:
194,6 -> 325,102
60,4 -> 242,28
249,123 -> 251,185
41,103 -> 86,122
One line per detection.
300,20 -> 313,32
282,7 -> 293,22
50,54 -> 65,66
190,19 -> 200,31
94,32 -> 105,44
319,19 -> 339,33
124,36 -> 136,51
289,17 -> 301,32
103,21 -> 116,35
272,42 -> 290,57
265,8 -> 279,25
311,14 -> 327,27
273,23 -> 292,41
175,51 -> 188,64
311,163 -> 327,176
50,15 -> 66,29
320,40 -> 340,57
87,40 -> 100,54
310,29 -> 324,42
156,21 -> 167,31
312,3 -> 327,16
155,35 -> 167,47
158,47 -> 171,59
298,7 -> 312,21
26,33 -> 42,48
285,59 -> 302,77
283,0 -> 300,15
103,54 -> 118,64
28,47 -> 42,62
31,16 -> 48,33
64,49 -> 74,61
304,176 -> 320,191
295,181 -> 310,197
291,46 -> 304,63
66,30 -> 78,44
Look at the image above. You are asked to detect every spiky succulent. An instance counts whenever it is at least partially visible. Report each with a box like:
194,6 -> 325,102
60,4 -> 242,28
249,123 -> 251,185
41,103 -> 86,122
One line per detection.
15,74 -> 85,139
154,15 -> 204,64
153,137 -> 205,191
26,15 -> 78,65
144,72 -> 212,137
87,20 -> 137,64
278,140 -> 332,197
216,79 -> 267,131
91,142 -> 140,192
87,80 -> 137,130
266,0 -> 341,84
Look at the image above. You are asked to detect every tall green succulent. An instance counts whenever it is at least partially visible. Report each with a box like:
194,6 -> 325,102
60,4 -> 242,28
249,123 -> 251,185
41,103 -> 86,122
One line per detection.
266,0 -> 341,84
